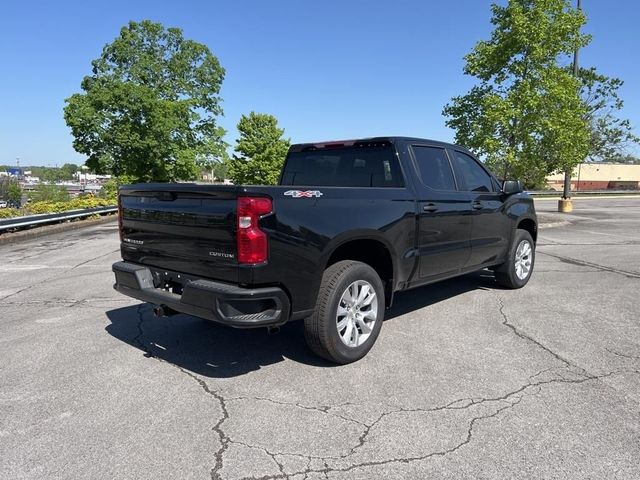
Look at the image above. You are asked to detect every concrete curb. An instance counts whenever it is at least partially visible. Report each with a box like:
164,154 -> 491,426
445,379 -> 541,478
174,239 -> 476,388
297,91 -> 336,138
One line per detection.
539,220 -> 570,229
0,214 -> 117,246
538,212 -> 572,229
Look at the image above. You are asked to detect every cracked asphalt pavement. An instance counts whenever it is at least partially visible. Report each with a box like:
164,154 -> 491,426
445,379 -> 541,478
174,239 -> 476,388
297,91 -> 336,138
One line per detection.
1,197 -> 640,479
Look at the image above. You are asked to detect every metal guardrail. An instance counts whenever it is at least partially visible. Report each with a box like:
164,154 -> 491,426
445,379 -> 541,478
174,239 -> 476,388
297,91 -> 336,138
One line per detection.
0,206 -> 117,233
528,190 -> 640,196
0,190 -> 636,233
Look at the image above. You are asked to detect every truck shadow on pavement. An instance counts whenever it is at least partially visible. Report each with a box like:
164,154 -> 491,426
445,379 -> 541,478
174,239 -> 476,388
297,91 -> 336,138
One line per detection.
105,270 -> 497,378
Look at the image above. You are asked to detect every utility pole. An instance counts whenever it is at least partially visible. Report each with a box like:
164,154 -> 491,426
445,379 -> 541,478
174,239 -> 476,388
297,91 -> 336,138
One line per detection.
559,0 -> 582,212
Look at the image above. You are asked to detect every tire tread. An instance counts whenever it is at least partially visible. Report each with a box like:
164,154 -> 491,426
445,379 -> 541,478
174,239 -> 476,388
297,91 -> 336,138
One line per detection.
494,229 -> 535,289
304,260 -> 358,361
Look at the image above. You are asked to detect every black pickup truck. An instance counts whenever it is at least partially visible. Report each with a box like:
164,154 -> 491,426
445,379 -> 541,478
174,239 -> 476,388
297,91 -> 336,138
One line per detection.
113,137 -> 537,363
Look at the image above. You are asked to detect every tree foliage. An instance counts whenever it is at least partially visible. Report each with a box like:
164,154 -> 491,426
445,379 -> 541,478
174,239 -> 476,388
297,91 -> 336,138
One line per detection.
210,160 -> 229,182
0,177 -> 22,204
28,184 -> 71,203
7,181 -> 22,204
99,175 -> 137,200
60,163 -> 80,180
575,67 -> 640,161
228,112 -> 290,185
196,140 -> 230,181
64,20 -> 226,182
0,165 -> 80,182
42,168 -> 66,182
443,0 -> 591,187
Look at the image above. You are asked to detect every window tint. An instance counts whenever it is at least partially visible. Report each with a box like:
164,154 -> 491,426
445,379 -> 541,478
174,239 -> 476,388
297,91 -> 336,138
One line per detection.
411,146 -> 456,191
451,151 -> 493,192
281,143 -> 404,187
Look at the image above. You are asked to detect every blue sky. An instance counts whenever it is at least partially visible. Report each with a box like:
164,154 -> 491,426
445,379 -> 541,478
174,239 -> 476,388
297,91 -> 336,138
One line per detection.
1,0 -> 639,166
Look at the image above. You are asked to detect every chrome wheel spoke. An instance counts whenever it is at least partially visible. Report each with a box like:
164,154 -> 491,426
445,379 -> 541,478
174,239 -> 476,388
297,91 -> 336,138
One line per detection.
361,308 -> 376,321
355,316 -> 373,334
356,284 -> 370,305
343,321 -> 354,344
514,240 -> 532,280
351,325 -> 360,346
361,290 -> 375,307
345,285 -> 356,304
336,317 -> 349,332
336,279 -> 378,348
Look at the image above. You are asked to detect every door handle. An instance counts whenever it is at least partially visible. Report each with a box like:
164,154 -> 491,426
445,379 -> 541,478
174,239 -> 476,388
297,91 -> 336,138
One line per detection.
422,203 -> 438,213
472,201 -> 483,210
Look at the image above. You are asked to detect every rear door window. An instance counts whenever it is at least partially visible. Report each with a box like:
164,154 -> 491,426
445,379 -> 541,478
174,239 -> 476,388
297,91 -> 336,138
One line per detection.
411,146 -> 457,191
450,151 -> 494,192
281,142 -> 404,187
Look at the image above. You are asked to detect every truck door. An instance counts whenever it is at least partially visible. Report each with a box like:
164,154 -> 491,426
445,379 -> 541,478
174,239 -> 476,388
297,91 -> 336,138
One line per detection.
410,144 -> 473,279
448,149 -> 510,268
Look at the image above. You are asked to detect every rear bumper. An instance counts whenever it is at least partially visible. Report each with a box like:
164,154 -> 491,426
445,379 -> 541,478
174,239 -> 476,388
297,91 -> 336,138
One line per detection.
112,261 -> 290,328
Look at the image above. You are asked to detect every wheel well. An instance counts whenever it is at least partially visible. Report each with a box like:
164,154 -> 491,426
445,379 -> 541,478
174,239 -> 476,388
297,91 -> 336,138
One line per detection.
517,218 -> 537,243
326,239 -> 394,301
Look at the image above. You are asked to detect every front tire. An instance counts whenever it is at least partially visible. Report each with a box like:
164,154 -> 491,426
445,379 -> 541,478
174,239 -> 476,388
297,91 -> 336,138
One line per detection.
494,229 -> 535,289
304,260 -> 385,364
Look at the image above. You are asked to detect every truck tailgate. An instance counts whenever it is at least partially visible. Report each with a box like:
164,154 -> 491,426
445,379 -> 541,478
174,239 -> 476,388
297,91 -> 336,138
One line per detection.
119,185 -> 239,283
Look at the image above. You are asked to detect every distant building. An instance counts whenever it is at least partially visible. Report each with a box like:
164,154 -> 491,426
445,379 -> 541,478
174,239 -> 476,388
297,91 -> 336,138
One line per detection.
74,172 -> 111,183
200,171 -> 232,184
547,163 -> 640,191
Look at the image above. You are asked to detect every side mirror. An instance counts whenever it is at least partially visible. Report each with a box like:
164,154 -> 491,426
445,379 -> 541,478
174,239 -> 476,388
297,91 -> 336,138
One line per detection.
502,180 -> 523,195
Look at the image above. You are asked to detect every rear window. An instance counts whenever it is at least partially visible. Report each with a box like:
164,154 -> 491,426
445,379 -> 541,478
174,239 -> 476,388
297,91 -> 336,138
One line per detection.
281,142 -> 404,187
411,146 -> 456,191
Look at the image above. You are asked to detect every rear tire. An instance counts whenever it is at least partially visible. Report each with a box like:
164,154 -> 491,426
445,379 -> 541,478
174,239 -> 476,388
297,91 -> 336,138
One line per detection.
304,260 -> 385,364
494,229 -> 535,289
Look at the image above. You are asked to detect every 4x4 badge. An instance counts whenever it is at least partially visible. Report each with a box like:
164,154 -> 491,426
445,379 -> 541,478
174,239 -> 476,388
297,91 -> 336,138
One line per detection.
284,190 -> 323,198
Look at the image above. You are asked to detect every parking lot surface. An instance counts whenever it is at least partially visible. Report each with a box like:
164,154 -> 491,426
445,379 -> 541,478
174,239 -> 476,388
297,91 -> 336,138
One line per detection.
1,197 -> 639,479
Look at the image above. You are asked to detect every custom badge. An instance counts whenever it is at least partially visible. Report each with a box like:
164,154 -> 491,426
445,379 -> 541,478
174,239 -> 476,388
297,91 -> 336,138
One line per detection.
284,190 -> 323,198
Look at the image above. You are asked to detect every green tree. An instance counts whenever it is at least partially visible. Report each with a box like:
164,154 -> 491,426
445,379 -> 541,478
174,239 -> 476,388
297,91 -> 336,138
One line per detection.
7,181 -> 22,205
64,20 -> 226,183
99,175 -> 137,200
195,138 -> 230,181
443,0 -> 591,187
0,177 -> 22,204
99,178 -> 119,200
211,160 -> 229,181
26,167 -> 44,180
0,177 -> 11,200
575,67 -> 640,162
40,167 -> 63,183
29,184 -> 70,203
228,112 -> 290,185
60,163 -> 79,180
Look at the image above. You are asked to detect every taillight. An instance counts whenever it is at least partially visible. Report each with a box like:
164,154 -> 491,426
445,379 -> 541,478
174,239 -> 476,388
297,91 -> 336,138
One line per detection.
117,194 -> 123,241
237,196 -> 272,264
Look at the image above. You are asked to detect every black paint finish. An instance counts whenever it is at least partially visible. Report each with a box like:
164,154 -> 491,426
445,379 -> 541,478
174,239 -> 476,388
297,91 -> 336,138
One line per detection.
116,137 -> 536,324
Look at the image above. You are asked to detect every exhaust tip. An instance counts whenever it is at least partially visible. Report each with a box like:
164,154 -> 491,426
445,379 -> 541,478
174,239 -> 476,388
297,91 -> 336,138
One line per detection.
153,305 -> 169,318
